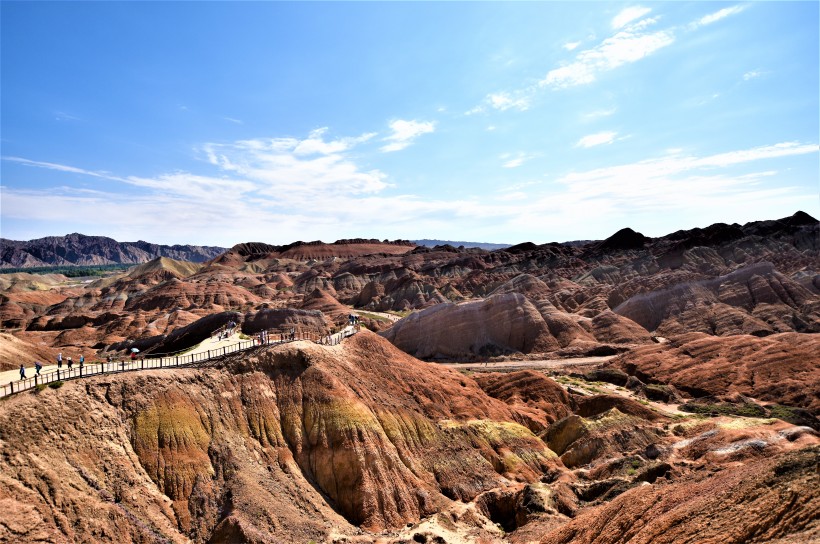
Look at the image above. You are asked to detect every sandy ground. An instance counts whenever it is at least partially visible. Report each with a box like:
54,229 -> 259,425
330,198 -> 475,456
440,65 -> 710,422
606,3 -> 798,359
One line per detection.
439,355 -> 616,372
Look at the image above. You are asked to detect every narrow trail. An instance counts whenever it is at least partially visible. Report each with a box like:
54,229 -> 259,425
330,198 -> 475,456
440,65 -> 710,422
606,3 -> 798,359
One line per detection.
0,325 -> 358,398
439,355 -> 616,372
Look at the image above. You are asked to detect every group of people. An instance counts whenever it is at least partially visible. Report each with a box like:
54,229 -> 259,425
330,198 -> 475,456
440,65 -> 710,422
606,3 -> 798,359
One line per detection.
18,351 -> 86,380
216,320 -> 238,341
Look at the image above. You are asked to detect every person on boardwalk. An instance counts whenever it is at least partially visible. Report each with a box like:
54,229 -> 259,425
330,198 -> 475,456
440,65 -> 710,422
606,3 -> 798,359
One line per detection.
19,364 -> 25,380
35,361 -> 42,376
67,356 -> 73,369
57,352 -> 63,369
79,354 -> 84,367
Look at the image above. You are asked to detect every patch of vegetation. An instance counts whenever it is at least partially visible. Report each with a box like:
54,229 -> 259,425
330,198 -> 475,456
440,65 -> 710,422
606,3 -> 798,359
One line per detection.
48,381 -> 64,389
680,401 -> 766,418
0,264 -> 130,277
34,383 -> 47,393
766,404 -> 819,430
238,333 -> 251,340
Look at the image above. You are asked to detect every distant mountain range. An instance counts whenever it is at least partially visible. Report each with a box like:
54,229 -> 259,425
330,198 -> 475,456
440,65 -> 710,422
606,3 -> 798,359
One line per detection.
0,233 -> 226,268
411,239 -> 511,250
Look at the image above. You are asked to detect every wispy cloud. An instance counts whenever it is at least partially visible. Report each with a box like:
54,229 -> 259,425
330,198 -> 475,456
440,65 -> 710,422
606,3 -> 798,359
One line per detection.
576,131 -> 618,148
2,156 -> 124,181
691,5 -> 746,28
203,130 -> 388,198
743,70 -> 763,81
499,151 -> 540,168
582,108 -> 617,121
612,6 -> 652,29
563,41 -> 581,51
3,140 -> 815,245
561,142 -> 818,189
380,119 -> 435,152
488,91 -> 531,112
223,117 -> 243,124
54,111 -> 82,122
469,91 -> 532,115
542,18 -> 674,89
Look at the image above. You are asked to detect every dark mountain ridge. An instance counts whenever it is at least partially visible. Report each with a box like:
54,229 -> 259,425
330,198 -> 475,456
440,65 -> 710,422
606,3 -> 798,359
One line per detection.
0,233 -> 226,268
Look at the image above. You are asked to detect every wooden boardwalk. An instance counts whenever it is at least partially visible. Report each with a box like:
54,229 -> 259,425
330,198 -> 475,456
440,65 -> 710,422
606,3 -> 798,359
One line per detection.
1,325 -> 358,398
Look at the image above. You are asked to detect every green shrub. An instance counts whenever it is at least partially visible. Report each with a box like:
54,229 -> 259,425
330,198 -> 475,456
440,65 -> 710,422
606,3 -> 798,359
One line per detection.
48,381 -> 64,389
680,401 -> 766,418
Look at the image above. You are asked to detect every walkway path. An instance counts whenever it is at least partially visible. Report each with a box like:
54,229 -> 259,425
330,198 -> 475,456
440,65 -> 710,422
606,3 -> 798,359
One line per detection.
439,355 -> 616,372
0,325 -> 358,398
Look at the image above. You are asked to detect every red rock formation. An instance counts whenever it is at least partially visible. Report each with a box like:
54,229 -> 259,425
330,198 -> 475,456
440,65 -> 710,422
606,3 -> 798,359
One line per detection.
0,331 -> 564,542
539,446 -> 820,544
610,332 -> 820,413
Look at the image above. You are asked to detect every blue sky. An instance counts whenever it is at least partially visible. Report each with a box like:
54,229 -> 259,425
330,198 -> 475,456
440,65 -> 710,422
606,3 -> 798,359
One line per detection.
1,1 -> 817,246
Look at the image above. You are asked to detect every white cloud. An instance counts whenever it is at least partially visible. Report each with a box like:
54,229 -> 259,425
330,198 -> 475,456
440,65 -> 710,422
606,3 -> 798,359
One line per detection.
380,119 -> 435,152
582,108 -> 617,120
612,6 -> 652,29
542,23 -> 673,89
3,140 -> 815,246
2,156 -> 124,181
743,70 -> 762,81
293,127 -> 376,155
223,117 -> 243,124
563,41 -> 581,51
692,5 -> 746,27
55,111 -> 82,122
560,142 -> 819,190
488,91 -> 531,112
576,131 -> 618,148
500,151 -> 539,168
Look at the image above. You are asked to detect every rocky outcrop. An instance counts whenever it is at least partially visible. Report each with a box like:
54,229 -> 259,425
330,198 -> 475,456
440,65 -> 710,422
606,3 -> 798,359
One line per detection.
610,332 -> 820,414
540,446 -> 820,544
474,371 -> 575,432
614,262 -> 820,336
0,332 -> 563,542
382,293 -> 561,359
241,307 -> 327,334
382,294 -> 652,360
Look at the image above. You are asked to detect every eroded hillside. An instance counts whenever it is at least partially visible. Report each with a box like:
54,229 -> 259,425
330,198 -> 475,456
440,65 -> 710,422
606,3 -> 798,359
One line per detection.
1,332 -> 818,543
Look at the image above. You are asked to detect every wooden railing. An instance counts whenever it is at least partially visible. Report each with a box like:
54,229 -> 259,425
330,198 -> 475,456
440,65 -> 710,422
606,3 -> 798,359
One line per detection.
1,325 -> 358,398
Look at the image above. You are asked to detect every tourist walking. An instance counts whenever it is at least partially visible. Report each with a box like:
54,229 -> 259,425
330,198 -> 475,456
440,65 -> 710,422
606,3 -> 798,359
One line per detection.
35,361 -> 42,376
57,352 -> 63,369
19,364 -> 25,380
67,357 -> 73,369
79,354 -> 84,366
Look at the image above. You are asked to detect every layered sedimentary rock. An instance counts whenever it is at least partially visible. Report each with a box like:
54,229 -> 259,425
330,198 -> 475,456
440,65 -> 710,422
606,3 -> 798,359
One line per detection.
0,332 -> 563,542
539,446 -> 820,544
610,332 -> 820,414
382,293 -> 652,360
